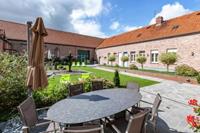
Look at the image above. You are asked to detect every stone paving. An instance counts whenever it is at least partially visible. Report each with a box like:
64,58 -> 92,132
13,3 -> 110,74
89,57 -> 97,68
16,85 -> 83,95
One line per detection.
95,66 -> 200,133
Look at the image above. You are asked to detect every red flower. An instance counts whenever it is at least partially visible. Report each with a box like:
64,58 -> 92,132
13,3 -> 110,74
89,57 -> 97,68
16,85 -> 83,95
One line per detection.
186,115 -> 197,127
188,99 -> 198,106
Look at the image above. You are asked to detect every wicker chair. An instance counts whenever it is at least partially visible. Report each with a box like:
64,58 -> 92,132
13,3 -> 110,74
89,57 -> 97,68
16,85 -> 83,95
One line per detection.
135,93 -> 162,133
68,83 -> 84,97
62,125 -> 104,133
126,82 -> 140,93
106,108 -> 150,133
17,97 -> 59,133
91,80 -> 104,91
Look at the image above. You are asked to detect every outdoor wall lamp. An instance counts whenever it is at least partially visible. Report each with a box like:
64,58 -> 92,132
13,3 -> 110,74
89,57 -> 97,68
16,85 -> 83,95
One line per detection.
191,52 -> 194,56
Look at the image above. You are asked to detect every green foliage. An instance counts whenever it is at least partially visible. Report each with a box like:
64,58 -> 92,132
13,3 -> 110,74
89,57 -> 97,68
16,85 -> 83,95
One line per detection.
113,69 -> 120,87
121,56 -> 129,67
175,64 -> 198,77
0,53 -> 27,111
115,64 -> 119,68
33,76 -> 67,107
33,74 -> 115,107
136,56 -> 147,69
196,73 -> 200,84
129,64 -> 138,70
108,54 -> 116,66
160,53 -> 177,71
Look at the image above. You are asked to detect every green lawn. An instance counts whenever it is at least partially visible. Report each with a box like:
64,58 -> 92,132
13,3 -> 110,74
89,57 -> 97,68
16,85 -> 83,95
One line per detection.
72,66 -> 159,87
102,65 -> 175,76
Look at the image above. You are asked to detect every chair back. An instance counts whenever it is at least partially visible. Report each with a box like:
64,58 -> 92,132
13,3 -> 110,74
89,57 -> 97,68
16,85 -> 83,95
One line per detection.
127,82 -> 140,93
151,93 -> 162,121
68,83 -> 84,96
63,125 -> 103,133
91,80 -> 103,91
17,97 -> 38,127
126,108 -> 150,133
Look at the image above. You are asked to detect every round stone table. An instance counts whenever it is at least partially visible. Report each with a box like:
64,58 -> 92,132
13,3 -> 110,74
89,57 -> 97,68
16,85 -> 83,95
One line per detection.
47,88 -> 142,124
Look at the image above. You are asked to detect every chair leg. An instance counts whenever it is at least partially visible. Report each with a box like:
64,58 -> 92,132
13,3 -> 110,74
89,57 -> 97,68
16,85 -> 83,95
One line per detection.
22,126 -> 29,133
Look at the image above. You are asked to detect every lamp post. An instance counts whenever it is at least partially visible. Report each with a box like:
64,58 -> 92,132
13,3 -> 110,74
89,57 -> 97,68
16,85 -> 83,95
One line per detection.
27,21 -> 32,65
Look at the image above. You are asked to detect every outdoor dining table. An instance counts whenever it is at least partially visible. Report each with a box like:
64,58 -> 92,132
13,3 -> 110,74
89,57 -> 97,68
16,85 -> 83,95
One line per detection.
47,88 -> 142,124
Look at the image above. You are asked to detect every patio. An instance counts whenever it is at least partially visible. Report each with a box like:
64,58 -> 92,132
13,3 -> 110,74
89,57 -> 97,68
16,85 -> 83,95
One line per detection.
1,66 -> 199,133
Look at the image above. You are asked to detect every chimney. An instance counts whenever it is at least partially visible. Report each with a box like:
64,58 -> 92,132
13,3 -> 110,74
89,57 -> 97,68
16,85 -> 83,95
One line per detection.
156,16 -> 164,26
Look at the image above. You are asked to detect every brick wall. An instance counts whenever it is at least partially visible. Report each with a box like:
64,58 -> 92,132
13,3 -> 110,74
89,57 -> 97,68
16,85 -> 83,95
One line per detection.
6,40 -> 97,61
96,33 -> 200,71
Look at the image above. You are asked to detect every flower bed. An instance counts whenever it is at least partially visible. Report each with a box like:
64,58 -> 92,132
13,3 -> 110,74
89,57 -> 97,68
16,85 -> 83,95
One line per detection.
186,99 -> 200,132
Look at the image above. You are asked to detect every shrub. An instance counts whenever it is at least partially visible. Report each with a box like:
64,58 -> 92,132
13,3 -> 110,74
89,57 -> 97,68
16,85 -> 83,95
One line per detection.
196,74 -> 200,84
113,70 -> 120,87
129,64 -> 138,70
108,54 -> 116,66
0,53 -> 27,111
33,76 -> 67,107
121,56 -> 129,67
33,74 -> 115,107
175,64 -> 198,77
160,53 -> 177,72
115,64 -> 119,68
136,56 -> 147,69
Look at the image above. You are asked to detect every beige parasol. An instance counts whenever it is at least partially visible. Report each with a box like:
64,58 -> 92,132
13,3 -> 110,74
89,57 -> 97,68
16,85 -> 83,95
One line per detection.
26,17 -> 48,90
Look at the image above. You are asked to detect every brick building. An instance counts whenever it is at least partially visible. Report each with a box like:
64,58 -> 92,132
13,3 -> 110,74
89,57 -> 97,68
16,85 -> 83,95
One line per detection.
1,11 -> 200,71
96,11 -> 200,71
0,20 -> 103,62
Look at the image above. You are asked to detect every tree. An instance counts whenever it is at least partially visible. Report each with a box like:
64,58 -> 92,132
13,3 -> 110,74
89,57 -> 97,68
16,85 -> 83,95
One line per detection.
136,56 -> 147,69
160,52 -> 177,72
121,56 -> 129,67
0,52 -> 27,111
113,69 -> 120,87
68,52 -> 73,72
108,54 -> 116,66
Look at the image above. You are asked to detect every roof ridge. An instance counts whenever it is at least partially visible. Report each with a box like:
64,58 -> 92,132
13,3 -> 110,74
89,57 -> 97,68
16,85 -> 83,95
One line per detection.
106,11 -> 197,38
0,19 -> 104,39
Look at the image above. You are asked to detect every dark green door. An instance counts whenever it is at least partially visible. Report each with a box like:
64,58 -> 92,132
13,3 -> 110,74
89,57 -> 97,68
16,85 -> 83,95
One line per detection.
77,50 -> 90,62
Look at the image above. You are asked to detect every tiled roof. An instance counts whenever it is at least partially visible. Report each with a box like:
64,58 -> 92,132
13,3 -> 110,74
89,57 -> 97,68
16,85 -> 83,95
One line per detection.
98,11 -> 200,49
0,20 -> 103,48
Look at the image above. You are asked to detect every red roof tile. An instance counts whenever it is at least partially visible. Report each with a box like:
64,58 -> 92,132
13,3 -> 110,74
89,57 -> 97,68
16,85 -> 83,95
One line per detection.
98,11 -> 200,49
0,20 -> 103,48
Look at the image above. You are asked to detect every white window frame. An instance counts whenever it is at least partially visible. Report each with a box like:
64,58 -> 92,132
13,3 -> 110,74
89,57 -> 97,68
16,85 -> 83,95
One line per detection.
139,50 -> 145,56
167,48 -> 177,53
151,50 -> 159,63
130,51 -> 136,62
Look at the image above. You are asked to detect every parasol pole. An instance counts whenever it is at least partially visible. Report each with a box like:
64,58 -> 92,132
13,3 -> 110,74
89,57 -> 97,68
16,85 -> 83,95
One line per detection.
26,21 -> 32,96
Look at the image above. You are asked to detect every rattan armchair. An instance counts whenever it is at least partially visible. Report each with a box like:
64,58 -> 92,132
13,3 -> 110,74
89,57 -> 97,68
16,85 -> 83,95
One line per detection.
68,83 -> 84,97
126,82 -> 140,93
62,124 -> 104,133
106,108 -> 150,133
17,97 -> 59,133
91,80 -> 104,91
134,93 -> 162,133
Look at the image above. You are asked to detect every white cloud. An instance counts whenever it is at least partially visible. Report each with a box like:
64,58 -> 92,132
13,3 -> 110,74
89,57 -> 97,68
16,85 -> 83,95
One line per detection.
123,25 -> 142,32
150,2 -> 192,24
0,0 -> 109,37
109,21 -> 141,33
110,21 -> 120,30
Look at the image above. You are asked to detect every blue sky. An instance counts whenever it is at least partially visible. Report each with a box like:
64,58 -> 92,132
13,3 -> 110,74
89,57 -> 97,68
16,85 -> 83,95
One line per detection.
100,0 -> 200,36
0,0 -> 200,37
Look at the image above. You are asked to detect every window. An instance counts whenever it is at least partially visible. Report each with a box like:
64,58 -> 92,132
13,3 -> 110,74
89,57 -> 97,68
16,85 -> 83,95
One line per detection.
167,48 -> 177,53
139,51 -> 145,56
130,51 -> 136,62
151,50 -> 159,63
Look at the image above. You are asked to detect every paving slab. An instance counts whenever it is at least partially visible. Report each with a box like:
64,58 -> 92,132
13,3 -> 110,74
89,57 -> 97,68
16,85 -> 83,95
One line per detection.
95,66 -> 200,133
